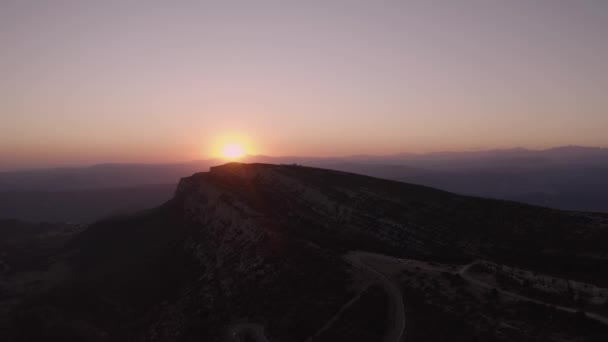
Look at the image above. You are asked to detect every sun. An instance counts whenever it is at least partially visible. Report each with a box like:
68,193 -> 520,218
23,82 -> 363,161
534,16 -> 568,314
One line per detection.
220,143 -> 247,159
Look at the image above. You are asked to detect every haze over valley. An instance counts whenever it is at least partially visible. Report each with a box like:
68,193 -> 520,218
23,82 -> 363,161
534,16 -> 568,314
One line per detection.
2,146 -> 607,223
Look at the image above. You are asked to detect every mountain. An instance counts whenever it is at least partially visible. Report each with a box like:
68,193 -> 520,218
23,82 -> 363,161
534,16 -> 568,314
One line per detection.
2,147 -> 607,224
246,147 -> 608,213
2,163 -> 608,341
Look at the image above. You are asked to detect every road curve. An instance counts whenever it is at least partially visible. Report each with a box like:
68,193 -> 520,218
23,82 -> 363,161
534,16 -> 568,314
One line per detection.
227,251 -> 407,342
346,251 -> 406,342
305,285 -> 369,342
225,256 -> 608,342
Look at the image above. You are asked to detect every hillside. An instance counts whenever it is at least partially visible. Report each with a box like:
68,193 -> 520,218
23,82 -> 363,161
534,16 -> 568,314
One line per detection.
2,163 -> 608,341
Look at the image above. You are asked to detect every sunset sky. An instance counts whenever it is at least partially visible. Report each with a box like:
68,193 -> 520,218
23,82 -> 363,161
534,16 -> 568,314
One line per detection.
1,0 -> 607,170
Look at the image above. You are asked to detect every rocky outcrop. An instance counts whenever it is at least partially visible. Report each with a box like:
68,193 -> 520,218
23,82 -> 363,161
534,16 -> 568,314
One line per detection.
3,163 -> 608,341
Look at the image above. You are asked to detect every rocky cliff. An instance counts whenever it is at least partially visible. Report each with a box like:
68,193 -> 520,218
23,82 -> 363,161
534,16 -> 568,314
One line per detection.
2,163 -> 608,341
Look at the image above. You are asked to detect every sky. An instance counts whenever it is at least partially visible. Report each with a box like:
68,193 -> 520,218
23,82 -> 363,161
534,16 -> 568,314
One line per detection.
1,0 -> 607,170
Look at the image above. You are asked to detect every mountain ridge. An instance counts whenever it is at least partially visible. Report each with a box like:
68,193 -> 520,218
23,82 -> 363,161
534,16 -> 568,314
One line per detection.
2,162 -> 608,341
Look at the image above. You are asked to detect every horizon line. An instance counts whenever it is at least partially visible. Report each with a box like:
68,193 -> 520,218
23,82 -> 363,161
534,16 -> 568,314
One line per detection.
1,144 -> 606,173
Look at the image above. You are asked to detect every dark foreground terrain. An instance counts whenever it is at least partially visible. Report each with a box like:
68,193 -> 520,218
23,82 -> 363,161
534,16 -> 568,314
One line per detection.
1,163 -> 608,341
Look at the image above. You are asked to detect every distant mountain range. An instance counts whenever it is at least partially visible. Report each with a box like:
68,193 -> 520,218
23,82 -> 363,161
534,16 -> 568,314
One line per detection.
1,163 -> 607,341
1,146 -> 607,222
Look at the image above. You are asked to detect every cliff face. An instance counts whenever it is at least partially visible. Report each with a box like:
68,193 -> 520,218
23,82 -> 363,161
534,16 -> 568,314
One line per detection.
178,163 -> 608,260
146,164 -> 354,341
175,163 -> 460,257
48,163 -> 358,341
4,163 -> 608,341
144,163 -> 608,340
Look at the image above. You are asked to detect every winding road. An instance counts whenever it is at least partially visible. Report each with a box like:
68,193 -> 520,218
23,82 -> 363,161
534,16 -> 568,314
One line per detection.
227,253 -> 608,342
228,251 -> 407,342
345,251 -> 406,342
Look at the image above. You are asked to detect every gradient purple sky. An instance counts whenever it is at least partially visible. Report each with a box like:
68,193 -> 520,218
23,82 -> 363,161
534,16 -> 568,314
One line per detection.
1,0 -> 607,170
